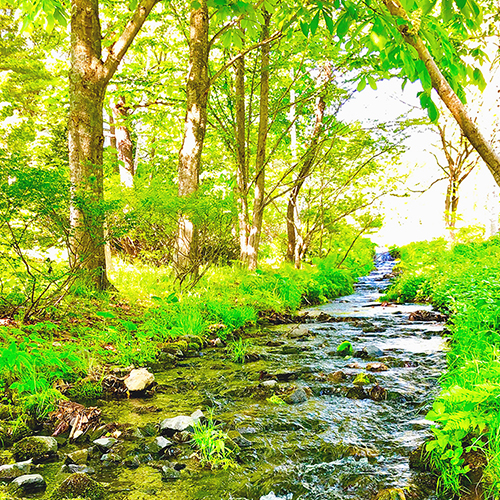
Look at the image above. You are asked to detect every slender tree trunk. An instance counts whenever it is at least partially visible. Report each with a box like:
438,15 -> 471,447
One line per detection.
286,95 -> 326,267
69,0 -> 109,289
109,112 -> 119,173
244,13 -> 270,271
111,96 -> 135,187
174,0 -> 209,279
68,0 -> 157,290
445,177 -> 459,229
235,53 -> 250,261
383,0 -> 500,187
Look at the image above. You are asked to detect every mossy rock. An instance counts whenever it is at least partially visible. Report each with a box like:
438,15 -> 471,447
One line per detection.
50,473 -> 106,500
187,342 -> 201,352
171,341 -> 188,354
353,373 -> 375,386
0,450 -> 14,466
373,488 -> 406,500
67,379 -> 103,400
12,436 -> 58,463
0,418 -> 32,446
0,405 -> 21,421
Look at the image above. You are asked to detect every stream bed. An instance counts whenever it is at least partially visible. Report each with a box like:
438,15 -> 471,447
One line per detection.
17,253 -> 447,499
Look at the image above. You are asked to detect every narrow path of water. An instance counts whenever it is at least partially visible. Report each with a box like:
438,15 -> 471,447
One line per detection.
91,253 -> 446,500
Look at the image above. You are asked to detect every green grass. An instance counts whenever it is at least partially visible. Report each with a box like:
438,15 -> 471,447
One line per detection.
384,236 -> 500,498
0,244 -> 375,421
191,414 -> 236,469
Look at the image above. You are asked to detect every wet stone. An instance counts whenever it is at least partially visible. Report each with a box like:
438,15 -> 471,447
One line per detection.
160,411 -> 203,437
65,449 -> 89,465
369,384 -> 388,401
362,345 -> 385,358
261,379 -> 278,387
8,474 -> 46,494
100,452 -> 121,463
327,370 -> 346,383
0,460 -> 31,480
51,472 -> 106,500
345,386 -> 369,399
373,488 -> 406,500
366,362 -> 389,372
161,465 -> 181,481
67,464 -> 96,474
93,437 -> 117,451
285,387 -> 309,405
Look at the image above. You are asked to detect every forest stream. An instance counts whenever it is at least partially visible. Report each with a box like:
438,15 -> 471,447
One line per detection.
19,253 -> 447,500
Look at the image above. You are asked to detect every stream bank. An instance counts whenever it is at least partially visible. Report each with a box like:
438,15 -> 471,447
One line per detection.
0,253 -> 447,500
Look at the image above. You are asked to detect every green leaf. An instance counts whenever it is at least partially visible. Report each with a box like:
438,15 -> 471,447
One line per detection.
420,0 -> 438,15
454,0 -> 466,10
441,0 -> 454,22
300,21 -> 309,38
96,311 -> 116,319
310,11 -> 320,36
336,14 -> 352,38
322,10 -> 334,34
368,75 -> 377,90
357,78 -> 367,91
473,67 -> 486,91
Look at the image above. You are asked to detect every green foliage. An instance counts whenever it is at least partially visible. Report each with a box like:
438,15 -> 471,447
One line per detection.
0,329 -> 81,418
227,338 -> 250,364
0,151 -> 73,320
191,415 -> 237,470
267,394 -> 287,405
385,236 -> 500,497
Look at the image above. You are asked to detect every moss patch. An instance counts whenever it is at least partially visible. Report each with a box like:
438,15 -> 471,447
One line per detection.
50,473 -> 106,500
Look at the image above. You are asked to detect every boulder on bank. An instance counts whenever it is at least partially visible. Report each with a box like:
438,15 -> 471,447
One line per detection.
50,472 -> 106,500
124,368 -> 155,392
12,436 -> 58,463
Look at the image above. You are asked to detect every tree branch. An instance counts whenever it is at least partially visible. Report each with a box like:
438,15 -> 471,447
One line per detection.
102,0 -> 160,83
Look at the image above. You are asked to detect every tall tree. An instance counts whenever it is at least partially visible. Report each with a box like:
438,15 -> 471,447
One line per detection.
21,0 -> 159,289
68,0 -> 159,289
243,11 -> 270,270
174,0 -> 209,280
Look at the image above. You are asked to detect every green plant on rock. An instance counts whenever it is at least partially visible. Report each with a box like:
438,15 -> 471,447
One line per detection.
191,415 -> 237,470
337,340 -> 353,356
267,395 -> 287,405
227,338 -> 250,363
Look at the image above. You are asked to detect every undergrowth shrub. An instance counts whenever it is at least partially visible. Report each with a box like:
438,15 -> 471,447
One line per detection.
384,236 -> 500,498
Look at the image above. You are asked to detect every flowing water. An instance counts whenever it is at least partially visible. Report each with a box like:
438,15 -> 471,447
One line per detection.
36,253 -> 447,499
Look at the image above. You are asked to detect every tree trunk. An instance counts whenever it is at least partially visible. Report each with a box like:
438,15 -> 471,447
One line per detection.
286,95 -> 326,267
108,112 -> 119,174
111,95 -> 134,187
174,0 -> 209,279
235,53 -> 250,262
69,0 -> 109,289
68,0 -> 158,290
383,0 -> 500,187
244,13 -> 270,271
444,177 -> 459,229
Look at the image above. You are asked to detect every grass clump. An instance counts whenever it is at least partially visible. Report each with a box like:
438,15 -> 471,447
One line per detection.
384,236 -> 500,497
191,415 -> 236,470
226,338 -> 250,364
